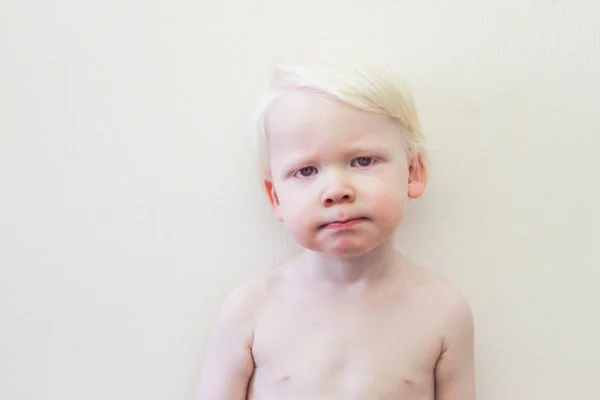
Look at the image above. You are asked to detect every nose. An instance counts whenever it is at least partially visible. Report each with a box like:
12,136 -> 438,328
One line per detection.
320,179 -> 356,207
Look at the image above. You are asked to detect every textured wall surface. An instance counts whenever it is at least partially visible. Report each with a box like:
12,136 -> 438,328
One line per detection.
1,1 -> 599,399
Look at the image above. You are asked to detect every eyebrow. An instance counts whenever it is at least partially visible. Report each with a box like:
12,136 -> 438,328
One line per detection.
345,143 -> 391,154
278,155 -> 314,177
332,143 -> 394,159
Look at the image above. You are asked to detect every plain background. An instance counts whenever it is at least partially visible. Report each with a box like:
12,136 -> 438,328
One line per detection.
1,0 -> 599,399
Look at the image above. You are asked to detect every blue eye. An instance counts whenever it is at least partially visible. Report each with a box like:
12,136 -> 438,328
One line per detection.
293,166 -> 318,178
352,157 -> 376,167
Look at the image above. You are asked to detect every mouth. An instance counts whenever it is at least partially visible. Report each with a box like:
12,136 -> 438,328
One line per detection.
320,217 -> 368,230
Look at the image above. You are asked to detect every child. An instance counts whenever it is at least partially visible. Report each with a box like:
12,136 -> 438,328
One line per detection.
197,54 -> 475,400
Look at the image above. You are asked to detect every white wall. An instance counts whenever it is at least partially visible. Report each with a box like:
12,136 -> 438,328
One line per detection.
1,1 -> 599,399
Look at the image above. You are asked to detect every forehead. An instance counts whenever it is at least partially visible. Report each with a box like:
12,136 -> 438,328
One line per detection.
264,90 -> 400,150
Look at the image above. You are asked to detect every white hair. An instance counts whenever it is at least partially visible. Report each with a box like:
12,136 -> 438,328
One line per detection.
252,53 -> 429,181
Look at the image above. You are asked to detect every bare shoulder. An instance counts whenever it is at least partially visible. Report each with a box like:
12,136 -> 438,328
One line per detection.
405,263 -> 477,399
197,269 -> 286,398
216,269 -> 283,325
403,259 -> 474,328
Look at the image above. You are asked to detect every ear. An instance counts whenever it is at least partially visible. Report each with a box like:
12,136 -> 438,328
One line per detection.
264,176 -> 283,221
407,153 -> 427,199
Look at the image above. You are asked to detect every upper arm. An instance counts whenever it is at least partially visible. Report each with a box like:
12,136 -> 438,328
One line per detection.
196,282 -> 261,400
434,293 -> 476,400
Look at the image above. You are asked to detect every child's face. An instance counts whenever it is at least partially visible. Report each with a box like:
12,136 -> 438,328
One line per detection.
264,90 -> 425,257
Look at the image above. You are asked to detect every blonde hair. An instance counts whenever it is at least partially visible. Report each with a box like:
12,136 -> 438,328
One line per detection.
253,53 -> 429,180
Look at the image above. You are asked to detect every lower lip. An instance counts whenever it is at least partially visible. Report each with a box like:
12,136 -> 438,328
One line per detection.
323,218 -> 367,230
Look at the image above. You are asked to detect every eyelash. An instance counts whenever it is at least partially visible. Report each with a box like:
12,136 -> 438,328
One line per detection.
291,156 -> 379,178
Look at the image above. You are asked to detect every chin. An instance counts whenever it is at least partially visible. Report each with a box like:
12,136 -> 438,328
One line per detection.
319,237 -> 385,258
326,247 -> 372,258
290,225 -> 394,258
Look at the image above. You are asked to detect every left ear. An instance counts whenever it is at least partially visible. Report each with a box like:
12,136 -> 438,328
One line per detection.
407,153 -> 427,199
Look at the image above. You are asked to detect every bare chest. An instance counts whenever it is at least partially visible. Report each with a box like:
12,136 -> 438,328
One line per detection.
249,292 -> 441,400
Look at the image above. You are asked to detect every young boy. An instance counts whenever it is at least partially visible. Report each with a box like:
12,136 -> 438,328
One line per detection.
197,55 -> 475,400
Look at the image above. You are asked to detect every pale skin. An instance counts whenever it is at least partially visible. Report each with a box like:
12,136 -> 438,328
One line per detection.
197,90 -> 475,400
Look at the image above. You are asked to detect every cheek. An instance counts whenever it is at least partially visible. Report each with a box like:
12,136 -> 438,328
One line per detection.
277,187 -> 322,242
369,182 -> 408,222
279,200 -> 317,247
278,188 -> 315,223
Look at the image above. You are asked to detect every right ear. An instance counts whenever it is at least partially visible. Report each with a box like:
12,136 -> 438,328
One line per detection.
264,176 -> 283,221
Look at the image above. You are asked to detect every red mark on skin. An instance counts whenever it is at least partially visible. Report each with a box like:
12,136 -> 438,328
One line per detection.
403,378 -> 413,385
280,375 -> 291,381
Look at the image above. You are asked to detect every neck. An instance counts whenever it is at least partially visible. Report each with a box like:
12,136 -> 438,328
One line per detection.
302,238 -> 400,286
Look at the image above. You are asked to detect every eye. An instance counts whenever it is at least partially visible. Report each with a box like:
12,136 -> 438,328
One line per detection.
293,166 -> 318,178
351,156 -> 377,167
